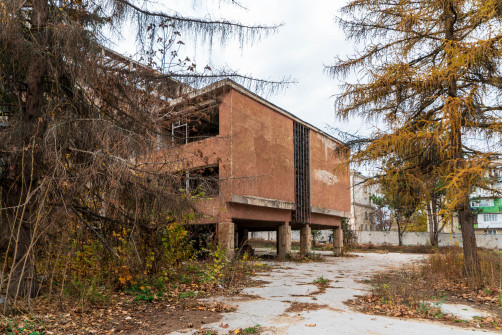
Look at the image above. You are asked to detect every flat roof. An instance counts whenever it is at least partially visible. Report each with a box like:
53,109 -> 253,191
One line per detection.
103,47 -> 342,144
170,78 -> 345,146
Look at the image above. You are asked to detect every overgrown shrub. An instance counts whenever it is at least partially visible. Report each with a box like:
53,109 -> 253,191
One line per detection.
0,214 -> 218,312
425,247 -> 502,290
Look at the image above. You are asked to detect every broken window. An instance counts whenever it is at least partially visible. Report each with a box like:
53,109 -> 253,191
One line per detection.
186,108 -> 219,143
172,121 -> 188,145
179,165 -> 219,197
168,105 -> 219,146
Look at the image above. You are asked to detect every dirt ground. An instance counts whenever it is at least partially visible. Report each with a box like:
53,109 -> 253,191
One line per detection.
8,252 -> 500,334
168,252 -> 500,335
126,307 -> 221,334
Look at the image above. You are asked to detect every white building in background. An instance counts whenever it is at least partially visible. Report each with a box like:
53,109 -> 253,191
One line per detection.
437,160 -> 502,235
350,171 -> 376,231
469,160 -> 502,235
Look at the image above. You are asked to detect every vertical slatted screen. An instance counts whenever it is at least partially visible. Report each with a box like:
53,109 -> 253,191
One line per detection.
293,121 -> 311,224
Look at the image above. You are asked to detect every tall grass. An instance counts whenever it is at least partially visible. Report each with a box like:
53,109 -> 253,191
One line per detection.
425,247 -> 502,290
367,247 -> 502,325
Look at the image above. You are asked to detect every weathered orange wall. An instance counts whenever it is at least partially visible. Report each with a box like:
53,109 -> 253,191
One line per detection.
310,131 -> 351,213
153,86 -> 350,225
225,90 -> 295,203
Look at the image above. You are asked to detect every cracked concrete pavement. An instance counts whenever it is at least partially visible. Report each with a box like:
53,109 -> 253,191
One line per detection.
172,252 -> 498,335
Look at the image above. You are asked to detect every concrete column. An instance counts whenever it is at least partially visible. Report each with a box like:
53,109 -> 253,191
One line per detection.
217,222 -> 235,259
278,223 -> 292,260
333,226 -> 343,257
300,225 -> 312,257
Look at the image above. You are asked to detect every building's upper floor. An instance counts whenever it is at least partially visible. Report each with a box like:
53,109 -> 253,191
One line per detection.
152,79 -> 351,222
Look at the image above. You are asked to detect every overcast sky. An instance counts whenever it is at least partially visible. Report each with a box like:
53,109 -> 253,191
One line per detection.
115,0 -> 369,139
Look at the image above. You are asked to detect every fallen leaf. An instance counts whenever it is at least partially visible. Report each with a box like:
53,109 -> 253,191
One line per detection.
219,323 -> 229,328
305,324 -> 317,327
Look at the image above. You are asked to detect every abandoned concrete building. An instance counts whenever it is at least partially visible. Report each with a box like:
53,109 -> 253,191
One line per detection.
154,79 -> 351,258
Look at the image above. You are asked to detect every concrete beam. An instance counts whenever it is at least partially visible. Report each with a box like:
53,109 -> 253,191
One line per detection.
300,225 -> 312,257
311,206 -> 351,219
278,223 -> 292,260
230,196 -> 351,220
231,195 -> 295,210
217,222 -> 235,259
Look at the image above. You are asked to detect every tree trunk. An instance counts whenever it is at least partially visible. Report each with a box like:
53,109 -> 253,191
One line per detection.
459,202 -> 479,275
443,2 -> 479,275
7,220 -> 38,299
6,0 -> 48,301
432,198 -> 440,246
396,216 -> 403,246
427,198 -> 439,246
426,202 -> 436,246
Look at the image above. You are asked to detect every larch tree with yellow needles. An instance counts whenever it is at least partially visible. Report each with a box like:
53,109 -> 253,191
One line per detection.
329,0 -> 502,275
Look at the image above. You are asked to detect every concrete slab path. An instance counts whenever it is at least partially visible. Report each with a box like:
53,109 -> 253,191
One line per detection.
172,252 -> 498,334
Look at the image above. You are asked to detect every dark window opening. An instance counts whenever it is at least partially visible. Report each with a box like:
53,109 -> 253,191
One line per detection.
186,108 -> 219,142
170,107 -> 219,146
180,165 -> 219,197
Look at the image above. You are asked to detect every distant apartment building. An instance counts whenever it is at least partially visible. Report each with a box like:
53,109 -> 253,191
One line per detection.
154,79 -> 351,257
349,171 -> 376,231
470,161 -> 502,235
